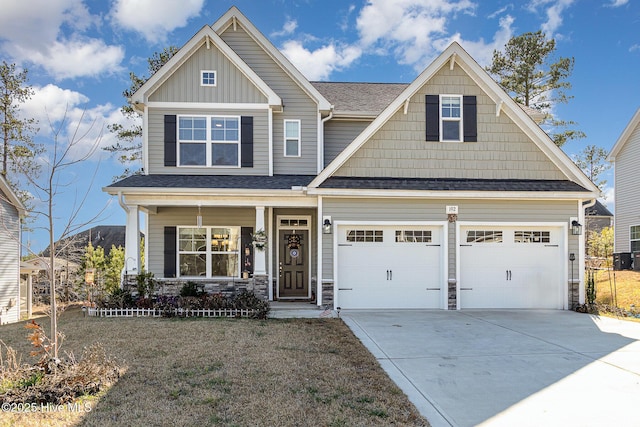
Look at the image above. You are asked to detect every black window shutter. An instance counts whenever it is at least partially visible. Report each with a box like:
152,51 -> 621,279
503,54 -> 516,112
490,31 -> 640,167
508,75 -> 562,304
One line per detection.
241,227 -> 254,275
425,95 -> 440,141
164,226 -> 177,278
164,115 -> 177,166
463,96 -> 477,142
241,116 -> 253,168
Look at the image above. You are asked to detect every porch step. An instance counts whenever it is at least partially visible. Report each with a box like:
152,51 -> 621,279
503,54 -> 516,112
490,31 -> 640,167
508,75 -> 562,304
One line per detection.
269,302 -> 336,319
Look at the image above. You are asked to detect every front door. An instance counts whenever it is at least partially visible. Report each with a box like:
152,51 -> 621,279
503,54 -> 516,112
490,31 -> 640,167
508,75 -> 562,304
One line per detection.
279,229 -> 309,298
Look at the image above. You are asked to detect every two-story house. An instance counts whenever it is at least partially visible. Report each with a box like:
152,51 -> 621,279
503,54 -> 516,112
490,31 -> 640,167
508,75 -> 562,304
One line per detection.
607,107 -> 640,264
104,6 -> 599,310
0,174 -> 26,324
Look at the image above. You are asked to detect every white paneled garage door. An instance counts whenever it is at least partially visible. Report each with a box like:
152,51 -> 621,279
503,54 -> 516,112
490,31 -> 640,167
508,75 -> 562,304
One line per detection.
336,225 -> 444,309
459,226 -> 565,309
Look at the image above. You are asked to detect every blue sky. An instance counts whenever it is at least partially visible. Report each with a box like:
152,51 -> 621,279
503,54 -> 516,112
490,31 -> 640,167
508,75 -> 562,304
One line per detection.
1,0 -> 638,253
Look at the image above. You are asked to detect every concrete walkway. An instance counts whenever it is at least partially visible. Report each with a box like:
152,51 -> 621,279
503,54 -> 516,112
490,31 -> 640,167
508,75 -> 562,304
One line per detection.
342,310 -> 640,427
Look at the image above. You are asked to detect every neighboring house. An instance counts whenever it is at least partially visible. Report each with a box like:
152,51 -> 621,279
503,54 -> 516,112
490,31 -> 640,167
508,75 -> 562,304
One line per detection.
0,175 -> 26,324
585,200 -> 613,236
608,108 -> 640,256
104,7 -> 599,310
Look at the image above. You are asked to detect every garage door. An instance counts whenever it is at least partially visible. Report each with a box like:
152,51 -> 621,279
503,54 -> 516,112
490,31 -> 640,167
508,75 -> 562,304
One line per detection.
337,225 -> 444,309
459,226 -> 565,309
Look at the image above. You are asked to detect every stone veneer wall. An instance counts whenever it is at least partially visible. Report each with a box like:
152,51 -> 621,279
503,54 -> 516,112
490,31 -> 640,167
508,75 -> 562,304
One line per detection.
123,276 -> 269,300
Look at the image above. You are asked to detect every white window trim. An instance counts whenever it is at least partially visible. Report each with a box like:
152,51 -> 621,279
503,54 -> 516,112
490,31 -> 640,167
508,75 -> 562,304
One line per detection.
200,70 -> 217,87
177,226 -> 241,278
630,225 -> 640,252
284,119 -> 301,157
439,94 -> 463,142
177,114 -> 241,168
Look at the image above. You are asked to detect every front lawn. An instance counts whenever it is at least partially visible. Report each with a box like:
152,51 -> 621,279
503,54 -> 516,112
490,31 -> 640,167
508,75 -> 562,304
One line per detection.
594,269 -> 640,311
1,307 -> 429,426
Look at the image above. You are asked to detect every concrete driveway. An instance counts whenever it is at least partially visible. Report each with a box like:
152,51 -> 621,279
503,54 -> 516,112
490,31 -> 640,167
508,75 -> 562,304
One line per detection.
342,310 -> 640,427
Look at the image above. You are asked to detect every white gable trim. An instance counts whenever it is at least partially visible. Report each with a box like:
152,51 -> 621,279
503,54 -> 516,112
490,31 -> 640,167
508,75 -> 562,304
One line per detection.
0,174 -> 26,217
309,42 -> 598,195
130,25 -> 281,109
212,6 -> 332,112
608,107 -> 640,161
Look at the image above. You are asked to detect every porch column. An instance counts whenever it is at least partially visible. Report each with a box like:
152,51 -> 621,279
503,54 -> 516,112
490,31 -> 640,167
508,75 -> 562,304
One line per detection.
124,204 -> 140,276
254,206 -> 266,275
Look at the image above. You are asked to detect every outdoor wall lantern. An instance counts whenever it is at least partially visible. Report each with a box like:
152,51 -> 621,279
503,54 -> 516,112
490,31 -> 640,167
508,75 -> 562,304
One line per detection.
322,216 -> 332,234
571,220 -> 582,236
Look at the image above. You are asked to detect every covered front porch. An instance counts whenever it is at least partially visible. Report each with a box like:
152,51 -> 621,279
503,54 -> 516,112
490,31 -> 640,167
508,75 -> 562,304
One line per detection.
110,185 -> 320,304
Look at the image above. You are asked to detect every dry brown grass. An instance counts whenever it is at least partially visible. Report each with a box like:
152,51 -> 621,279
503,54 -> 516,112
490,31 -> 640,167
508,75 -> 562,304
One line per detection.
1,307 -> 429,427
594,269 -> 640,311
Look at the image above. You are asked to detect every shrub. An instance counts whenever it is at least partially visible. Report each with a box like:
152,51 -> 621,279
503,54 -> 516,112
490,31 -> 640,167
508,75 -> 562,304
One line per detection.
232,291 -> 270,319
136,271 -> 156,298
179,281 -> 204,297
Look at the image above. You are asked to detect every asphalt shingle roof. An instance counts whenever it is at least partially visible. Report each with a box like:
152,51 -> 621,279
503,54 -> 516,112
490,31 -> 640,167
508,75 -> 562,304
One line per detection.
311,82 -> 409,115
320,177 -> 590,192
107,174 -> 316,190
586,200 -> 613,217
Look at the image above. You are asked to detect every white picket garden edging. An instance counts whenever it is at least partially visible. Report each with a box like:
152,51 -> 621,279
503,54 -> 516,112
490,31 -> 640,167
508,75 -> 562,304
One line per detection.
85,307 -> 261,318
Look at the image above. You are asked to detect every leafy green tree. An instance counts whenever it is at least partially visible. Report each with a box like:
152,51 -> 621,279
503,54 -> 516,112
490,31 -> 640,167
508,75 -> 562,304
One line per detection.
573,145 -> 610,193
0,61 -> 41,199
486,31 -> 583,147
587,226 -> 613,265
104,245 -> 125,294
105,46 -> 179,179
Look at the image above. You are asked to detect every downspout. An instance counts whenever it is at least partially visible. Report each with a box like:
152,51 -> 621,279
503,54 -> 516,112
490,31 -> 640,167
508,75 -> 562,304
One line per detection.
118,191 -> 129,214
118,192 -> 129,287
318,110 -> 333,173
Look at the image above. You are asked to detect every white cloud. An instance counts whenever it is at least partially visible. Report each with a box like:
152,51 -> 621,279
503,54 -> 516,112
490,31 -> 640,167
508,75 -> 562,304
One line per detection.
22,85 -> 128,161
629,44 -> 640,52
281,41 -> 362,81
110,0 -> 205,43
602,187 -> 614,208
606,0 -> 628,7
432,14 -> 515,69
14,39 -> 124,80
0,0 -> 123,80
527,0 -> 575,37
271,19 -> 298,37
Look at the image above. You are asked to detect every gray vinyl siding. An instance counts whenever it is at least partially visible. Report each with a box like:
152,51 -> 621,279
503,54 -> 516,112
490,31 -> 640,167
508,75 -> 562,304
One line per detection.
613,122 -> 640,253
0,190 -> 20,324
147,107 -> 269,174
147,207 -> 257,277
149,43 -> 267,104
220,25 -> 319,175
324,120 -> 371,167
335,65 -> 566,180
321,198 -> 578,282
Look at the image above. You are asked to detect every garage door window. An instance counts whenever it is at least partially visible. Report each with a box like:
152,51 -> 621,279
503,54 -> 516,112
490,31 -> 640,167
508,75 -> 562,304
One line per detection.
466,230 -> 502,243
396,230 -> 432,243
514,231 -> 550,243
346,230 -> 383,242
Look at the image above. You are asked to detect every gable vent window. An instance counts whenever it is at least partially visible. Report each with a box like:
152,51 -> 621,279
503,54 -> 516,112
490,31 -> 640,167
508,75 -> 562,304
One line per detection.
426,94 -> 477,142
201,70 -> 216,86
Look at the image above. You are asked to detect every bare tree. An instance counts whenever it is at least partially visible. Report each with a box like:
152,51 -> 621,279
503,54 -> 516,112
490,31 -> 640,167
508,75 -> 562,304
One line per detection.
17,108 -> 109,359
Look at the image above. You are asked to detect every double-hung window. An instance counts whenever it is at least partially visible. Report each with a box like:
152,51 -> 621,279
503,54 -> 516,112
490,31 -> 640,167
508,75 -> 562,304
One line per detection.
631,225 -> 640,252
284,119 -> 301,157
440,95 -> 462,142
178,226 -> 240,277
178,115 -> 240,167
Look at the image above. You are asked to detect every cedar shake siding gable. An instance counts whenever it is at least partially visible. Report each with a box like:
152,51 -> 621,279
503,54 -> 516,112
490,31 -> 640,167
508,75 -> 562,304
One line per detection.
334,64 -> 567,180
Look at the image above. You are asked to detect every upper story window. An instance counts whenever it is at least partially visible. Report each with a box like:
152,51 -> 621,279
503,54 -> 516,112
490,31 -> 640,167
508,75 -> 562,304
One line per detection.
631,225 -> 640,252
178,115 -> 239,167
201,70 -> 216,86
284,120 -> 301,157
440,95 -> 462,142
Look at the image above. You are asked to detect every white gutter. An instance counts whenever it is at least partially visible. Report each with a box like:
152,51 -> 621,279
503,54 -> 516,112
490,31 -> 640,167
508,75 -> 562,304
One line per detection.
118,191 -> 129,213
318,110 -> 333,174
